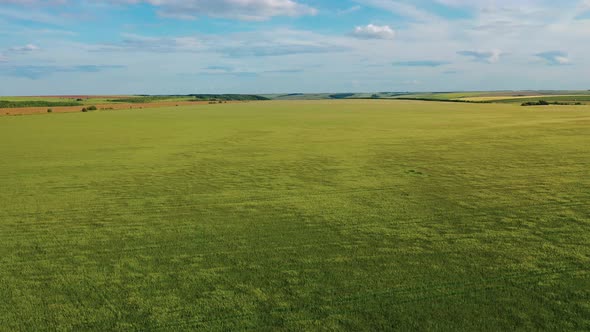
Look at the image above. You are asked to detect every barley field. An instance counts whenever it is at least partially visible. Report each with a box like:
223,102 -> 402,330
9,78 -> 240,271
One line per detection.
1,100 -> 589,330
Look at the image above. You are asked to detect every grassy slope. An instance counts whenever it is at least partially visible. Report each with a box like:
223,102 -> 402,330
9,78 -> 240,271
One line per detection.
0,100 -> 589,330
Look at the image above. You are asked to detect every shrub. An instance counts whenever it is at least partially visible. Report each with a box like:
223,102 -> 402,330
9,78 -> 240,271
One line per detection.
330,93 -> 355,99
81,108 -> 88,112
47,109 -> 53,113
87,105 -> 98,111
522,100 -> 551,106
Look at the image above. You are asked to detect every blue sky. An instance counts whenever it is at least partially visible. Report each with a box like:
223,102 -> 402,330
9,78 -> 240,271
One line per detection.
0,0 -> 589,95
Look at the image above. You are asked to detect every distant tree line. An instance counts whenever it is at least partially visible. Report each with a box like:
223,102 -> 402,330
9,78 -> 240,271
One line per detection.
521,100 -> 583,106
109,95 -> 269,103
189,94 -> 269,101
0,100 -> 82,108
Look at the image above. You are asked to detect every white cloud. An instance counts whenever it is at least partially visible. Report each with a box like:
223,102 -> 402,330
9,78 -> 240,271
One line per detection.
576,0 -> 590,16
96,34 -> 202,53
96,29 -> 351,57
0,0 -> 317,21
352,24 -> 396,40
115,0 -> 317,21
0,7 -> 64,24
0,0 -> 67,4
554,56 -> 570,64
338,5 -> 362,15
1,0 -> 590,94
9,44 -> 40,52
458,49 -> 504,63
536,51 -> 571,65
356,0 -> 439,21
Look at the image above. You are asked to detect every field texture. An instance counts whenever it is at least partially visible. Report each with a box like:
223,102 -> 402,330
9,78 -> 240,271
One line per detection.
0,100 -> 589,330
0,95 -> 265,116
262,91 -> 590,105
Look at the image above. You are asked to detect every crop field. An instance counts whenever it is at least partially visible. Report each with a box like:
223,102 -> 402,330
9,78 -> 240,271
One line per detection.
0,96 -> 130,105
459,96 -> 557,102
0,95 -> 266,116
262,91 -> 590,104
0,100 -> 589,330
493,95 -> 590,104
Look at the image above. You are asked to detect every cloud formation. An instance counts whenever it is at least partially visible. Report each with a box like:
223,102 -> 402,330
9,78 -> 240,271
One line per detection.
0,65 -> 125,79
535,51 -> 571,65
9,44 -> 40,53
458,50 -> 504,63
95,30 -> 349,57
352,24 -> 396,39
0,0 -> 67,4
0,0 -> 588,94
113,0 -> 317,21
356,0 -> 439,22
392,60 -> 449,67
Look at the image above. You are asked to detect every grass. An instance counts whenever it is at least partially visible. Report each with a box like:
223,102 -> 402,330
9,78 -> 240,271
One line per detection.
0,100 -> 589,330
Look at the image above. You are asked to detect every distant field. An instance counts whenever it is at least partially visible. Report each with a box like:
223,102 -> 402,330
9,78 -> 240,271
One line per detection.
390,92 -> 487,100
460,95 -> 553,102
261,91 -> 590,104
0,94 -> 267,111
0,94 -> 267,115
384,91 -> 590,104
1,100 -> 589,330
0,91 -> 590,111
493,95 -> 590,104
0,96 -> 129,105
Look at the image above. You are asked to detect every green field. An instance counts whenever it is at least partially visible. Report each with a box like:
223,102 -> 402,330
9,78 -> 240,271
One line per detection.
1,100 -> 589,330
388,91 -> 590,104
495,95 -> 590,104
261,91 -> 590,104
0,95 -> 268,109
